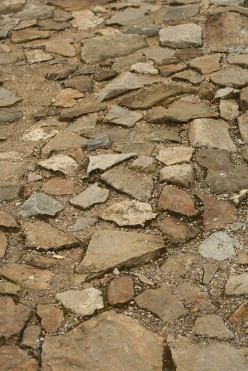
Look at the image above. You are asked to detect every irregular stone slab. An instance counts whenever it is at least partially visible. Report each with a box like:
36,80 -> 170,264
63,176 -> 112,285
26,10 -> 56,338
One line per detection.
76,230 -> 164,276
0,281 -> 21,295
135,285 -> 188,322
0,297 -> 31,338
172,69 -> 203,85
0,183 -> 20,202
168,336 -> 248,371
240,113 -> 248,142
157,217 -> 198,244
96,72 -> 157,102
38,20 -> 71,31
107,275 -> 134,305
225,273 -> 248,295
70,184 -> 109,209
203,261 -> 219,284
64,76 -> 93,94
130,62 -> 159,75
195,148 -> 232,169
220,99 -> 239,121
53,88 -> 83,108
211,67 -> 248,88
21,193 -> 64,217
39,155 -> 79,175
71,10 -> 103,30
192,314 -> 234,339
48,0 -> 110,11
0,210 -> 18,229
41,131 -> 87,157
228,300 -> 248,325
196,192 -> 237,231
101,200 -> 157,226
45,38 -> 76,57
144,47 -> 176,65
162,4 -> 199,20
206,165 -> 248,193
189,118 -> 236,152
0,0 -> 25,15
42,178 -> 81,195
21,325 -> 41,349
106,8 -> 149,27
160,164 -> 195,187
0,231 -> 7,259
149,127 -> 182,143
0,109 -> 22,122
25,49 -> 53,64
103,105 -> 142,127
125,26 -> 160,38
157,147 -> 194,166
101,167 -> 153,202
115,142 -> 155,156
11,29 -> 50,43
0,346 -> 38,371
67,115 -> 97,134
161,253 -> 194,276
159,62 -> 187,77
87,153 -> 135,173
24,221 -> 79,251
0,263 -> 53,289
227,54 -> 248,66
130,155 -> 156,173
56,288 -> 103,316
15,4 -> 54,20
37,304 -> 64,333
206,12 -> 248,52
0,87 -> 21,107
158,186 -> 197,216
0,161 -> 27,182
70,216 -> 98,231
42,311 -> 163,370
199,231 -> 236,261
240,87 -> 248,110
87,135 -> 112,151
214,87 -> 239,100
159,24 -> 202,48
189,53 -> 221,74
81,34 -> 147,64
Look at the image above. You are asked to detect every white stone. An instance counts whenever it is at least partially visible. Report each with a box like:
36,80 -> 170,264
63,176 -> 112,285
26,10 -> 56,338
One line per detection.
39,154 -> 79,175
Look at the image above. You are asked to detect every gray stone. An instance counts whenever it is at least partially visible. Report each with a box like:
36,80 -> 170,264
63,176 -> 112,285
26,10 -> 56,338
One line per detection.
67,115 -> 97,135
76,230 -> 164,276
130,62 -> 159,75
87,135 -> 112,151
42,131 -> 87,157
87,152 -> 135,173
0,87 -> 21,107
161,4 -> 199,20
160,164 -> 195,187
81,34 -> 148,64
206,165 -> 248,193
39,154 -> 79,175
157,147 -> 194,166
211,67 -> 248,88
56,288 -> 104,316
192,314 -> 234,339
0,183 -> 20,202
130,156 -> 156,173
42,311 -> 164,370
203,261 -> 219,284
101,167 -> 153,201
214,87 -> 240,100
161,254 -> 194,276
70,217 -> 98,231
71,9 -> 103,30
199,231 -> 236,261
15,4 -> 54,20
21,193 -> 64,217
144,47 -> 176,65
70,184 -> 109,210
149,128 -> 182,143
0,110 -> 22,122
106,8 -> 149,27
195,148 -> 232,169
225,273 -> 248,295
0,0 -> 25,15
159,24 -> 202,48
103,105 -> 143,128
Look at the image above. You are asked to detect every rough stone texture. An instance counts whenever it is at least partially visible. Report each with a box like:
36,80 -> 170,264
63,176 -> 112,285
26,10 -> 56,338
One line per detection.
161,4 -> 199,20
161,254 -> 194,276
172,70 -> 203,85
87,153 -> 135,173
39,154 -> 79,175
192,314 -> 234,339
144,47 -> 176,65
42,311 -> 164,370
225,273 -> 248,295
199,231 -> 236,261
76,230 -> 165,276
157,217 -> 198,244
11,29 -> 50,43
70,184 -> 109,209
203,262 -> 219,285
0,231 -> 7,259
37,304 -> 64,333
41,131 -> 87,157
160,164 -> 195,187
21,193 -> 64,217
107,275 -> 134,305
106,8 -> 149,27
0,183 -> 20,202
159,24 -> 202,48
42,178 -> 81,195
238,113 -> 248,143
158,185 -> 198,216
157,147 -> 194,166
0,346 -> 38,371
70,217 -> 98,231
228,301 -> 248,325
220,99 -> 239,121
206,165 -> 248,193
53,88 -> 83,108
195,148 -> 232,169
21,325 -> 41,349
0,161 -> 27,182
210,67 -> 248,88
189,54 -> 221,75
115,142 -> 155,156
103,105 -> 142,127
0,210 -> 18,229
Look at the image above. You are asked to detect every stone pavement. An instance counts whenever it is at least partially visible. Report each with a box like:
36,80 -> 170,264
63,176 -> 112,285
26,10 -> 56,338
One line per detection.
1,0 -> 248,369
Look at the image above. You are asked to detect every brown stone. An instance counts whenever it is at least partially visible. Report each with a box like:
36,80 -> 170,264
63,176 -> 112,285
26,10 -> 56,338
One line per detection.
42,178 -> 81,195
228,301 -> 248,326
0,210 -> 18,229
189,54 -> 221,75
237,252 -> 248,265
240,87 -> 248,110
0,231 -> 7,259
45,38 -> 76,57
210,67 -> 248,89
158,186 -> 198,216
195,148 -> 232,169
60,103 -> 107,121
64,76 -> 93,93
161,254 -> 194,277
157,216 -> 198,244
37,304 -> 64,333
159,63 -> 186,77
21,325 -> 41,349
0,346 -> 38,371
107,275 -> 134,305
11,29 -> 50,43
47,0 -> 110,11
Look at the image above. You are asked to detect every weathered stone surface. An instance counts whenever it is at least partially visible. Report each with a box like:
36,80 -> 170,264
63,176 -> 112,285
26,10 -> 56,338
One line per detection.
150,127 -> 182,143
24,221 -> 79,251
103,105 -> 142,127
37,304 -> 64,333
135,285 -> 188,322
53,88 -> 83,108
157,147 -> 194,166
11,29 -> 50,43
161,4 -> 199,19
0,0 -> 25,15
0,297 -> 31,338
21,325 -> 41,349
225,273 -> 248,295
192,314 -> 234,339
168,336 -> 248,371
210,67 -> 248,88
21,193 -> 64,217
0,231 -> 7,259
25,49 -> 53,64
70,184 -> 109,209
101,167 -> 153,202
0,346 -> 38,371
238,113 -> 248,143
158,186 -> 197,216
41,131 -> 87,156
160,164 -> 195,187
68,115 -> 97,134
220,99 -> 239,120
87,135 -> 112,151
71,10 -> 103,30
172,69 -> 203,85
206,165 -> 248,193
189,54 -> 221,75
0,109 -> 22,122
56,288 -> 104,316
15,4 -> 54,20
195,148 -> 231,169
189,118 -> 236,152
42,311 -> 163,370
199,231 -> 236,261
115,142 -> 155,156
0,281 -> 21,295
144,47 -> 176,65
0,183 -> 20,202
159,24 -> 202,48
87,153 -> 135,173
227,54 -> 248,66
157,217 -> 198,244
161,253 -> 194,276
64,76 -> 93,94
39,155 -> 79,175
106,8 -> 149,27
228,300 -> 248,325
42,178 -> 81,195
237,253 -> 248,265
107,275 -> 134,305
0,210 -> 18,229
203,261 -> 219,284
45,38 -> 76,57
130,62 -> 159,75
130,156 -> 156,173
214,87 -> 239,100
240,87 -> 248,110
81,34 -> 147,64
76,230 -> 164,276
125,26 -> 160,38
101,200 -> 157,226
0,87 -> 21,107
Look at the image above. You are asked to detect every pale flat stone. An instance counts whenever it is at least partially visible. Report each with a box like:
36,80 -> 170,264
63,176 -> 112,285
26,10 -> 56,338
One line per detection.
157,147 -> 194,166
160,164 -> 195,187
39,155 -> 79,175
158,186 -> 198,216
199,231 -> 236,261
161,254 -> 194,276
144,47 -> 176,65
0,346 -> 38,371
161,4 -> 199,20
159,24 -> 202,48
87,153 -> 135,173
225,273 -> 248,295
172,69 -> 203,85
70,184 -> 109,209
130,62 -> 159,75
106,8 -> 149,27
21,193 -> 64,217
220,99 -> 239,120
210,67 -> 248,88
0,87 -> 21,107
42,131 -> 87,156
103,105 -> 142,128
192,314 -> 234,339
71,10 -> 103,30
45,38 -> 76,57
25,49 -> 53,64
238,113 -> 248,142
189,54 -> 221,75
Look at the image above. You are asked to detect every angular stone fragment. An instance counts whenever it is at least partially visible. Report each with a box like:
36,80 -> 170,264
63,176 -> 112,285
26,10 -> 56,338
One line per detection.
37,304 -> 64,333
116,142 -> 155,156
42,311 -> 163,370
130,62 -> 159,75
0,87 -> 21,107
0,109 -> 22,122
39,155 -> 79,175
42,178 -> 81,195
162,4 -> 199,19
225,273 -> 248,295
0,183 -> 20,202
227,54 -> 248,66
101,167 -> 153,202
199,231 -> 236,261
130,156 -> 156,173
189,118 -> 236,152
64,76 -> 93,94
87,135 -> 112,151
107,275 -> 134,305
214,87 -> 239,100
87,153 -> 135,173
158,186 -> 197,216
238,113 -> 248,142
203,261 -> 219,284
144,47 -> 176,65
21,193 -> 64,217
45,38 -> 76,57
0,231 -> 7,259
0,281 -> 21,295
76,230 -> 164,276
228,301 -> 248,325
157,217 -> 198,244
67,115 -> 97,134
240,87 -> 248,110
70,217 -> 98,231
53,88 -> 83,108
41,131 -> 87,156
192,314 -> 234,339
0,346 -> 38,371
103,105 -> 142,127
0,0 -> 25,15
21,325 -> 41,349
70,184 -> 109,209
159,63 -> 186,77
135,285 -> 188,322
172,69 -> 203,85
0,210 -> 18,229
210,67 -> 248,88
71,10 -> 103,30
106,8 -> 149,27
150,128 -> 182,143
220,99 -> 239,120
195,148 -> 232,169
159,24 -> 202,48
206,165 -> 248,193
16,4 -> 54,20
161,254 -> 194,276
11,29 -> 50,43
189,54 -> 221,75
160,164 -> 195,187
81,34 -> 147,64
101,200 -> 157,226
25,49 -> 53,64
157,147 -> 194,166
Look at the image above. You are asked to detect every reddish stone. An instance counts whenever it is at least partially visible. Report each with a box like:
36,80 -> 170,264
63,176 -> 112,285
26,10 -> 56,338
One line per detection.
42,178 -> 81,195
158,186 -> 198,216
107,275 -> 134,305
37,304 -> 65,333
21,325 -> 41,349
228,301 -> 248,326
157,216 -> 198,244
0,346 -> 38,371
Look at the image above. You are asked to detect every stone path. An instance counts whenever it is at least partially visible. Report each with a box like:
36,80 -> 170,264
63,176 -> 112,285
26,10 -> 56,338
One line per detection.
1,0 -> 248,369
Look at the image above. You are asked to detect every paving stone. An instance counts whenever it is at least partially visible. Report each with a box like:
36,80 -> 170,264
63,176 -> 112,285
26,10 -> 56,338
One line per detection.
159,23 -> 202,48
101,200 -> 157,226
210,67 -> 248,88
76,230 -> 164,276
206,165 -> 248,193
189,53 -> 221,75
0,109 -> 22,122
157,147 -> 194,166
0,0 -> 25,15
42,178 -> 81,195
161,4 -> 199,19
81,33 -> 147,64
45,37 -> 76,57
161,253 -> 194,276
71,10 -> 103,30
41,131 -> 87,157
130,155 -> 156,173
0,231 -> 7,259
192,314 -> 234,339
21,193 -> 64,217
15,4 -> 54,20
0,297 -> 31,338
23,253 -> 58,270
135,285 -> 188,322
21,325 -> 40,351
46,65 -> 77,81
25,49 -> 53,64
168,336 -> 248,371
48,0 -> 110,11
11,29 -> 50,43
70,184 -> 109,209
101,167 -> 153,202
53,88 -> 83,108
157,216 -> 198,244
107,275 -> 134,305
38,20 -> 71,31
220,99 -> 239,120
87,135 -> 112,151
103,105 -> 143,128
149,127 -> 182,143
87,152 -> 135,173
160,164 -> 195,187
42,311 -> 163,370
93,69 -> 118,82
195,148 -> 232,169
37,304 -> 64,333
172,69 -> 203,85
0,87 -> 21,107
199,231 -> 236,261
14,19 -> 38,31
158,185 -> 197,216
0,210 -> 18,229
130,62 -> 159,75
189,118 -> 237,152
70,217 -> 98,231
238,113 -> 248,142
225,273 -> 248,295
0,281 -> 21,295
228,300 -> 248,325
0,183 -> 20,202
39,154 -> 79,175
214,87 -> 240,100
159,63 -> 187,77
115,142 -> 155,156
202,261 -> 219,284
67,115 -> 97,134
144,47 -> 176,65
227,54 -> 248,66
237,252 -> 248,265
240,87 -> 248,110
106,8 -> 149,27
63,76 -> 93,93
0,346 -> 38,371
125,26 -> 160,38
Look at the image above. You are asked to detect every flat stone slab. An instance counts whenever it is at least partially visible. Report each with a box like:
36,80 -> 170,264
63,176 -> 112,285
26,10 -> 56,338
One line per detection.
103,105 -> 143,127
0,211 -> 18,229
37,304 -> 64,333
161,4 -> 199,20
76,230 -> 164,276
0,161 -> 28,182
70,184 -> 109,209
21,193 -> 64,217
161,253 -> 194,276
45,38 -> 76,57
210,67 -> 248,88
39,154 -> 79,175
41,131 -> 87,157
101,200 -> 157,226
159,23 -> 202,48
0,346 -> 38,371
42,178 -> 81,195
106,8 -> 149,27
199,231 -> 236,261
56,288 -> 104,316
107,275 -> 134,305
24,220 -> 79,251
0,87 -> 22,107
160,164 -> 195,187
225,273 -> 248,295
101,167 -> 153,201
158,185 -> 198,216
87,153 -> 135,173
192,314 -> 234,339
42,311 -> 163,370
206,165 -> 248,193
157,147 -> 194,166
